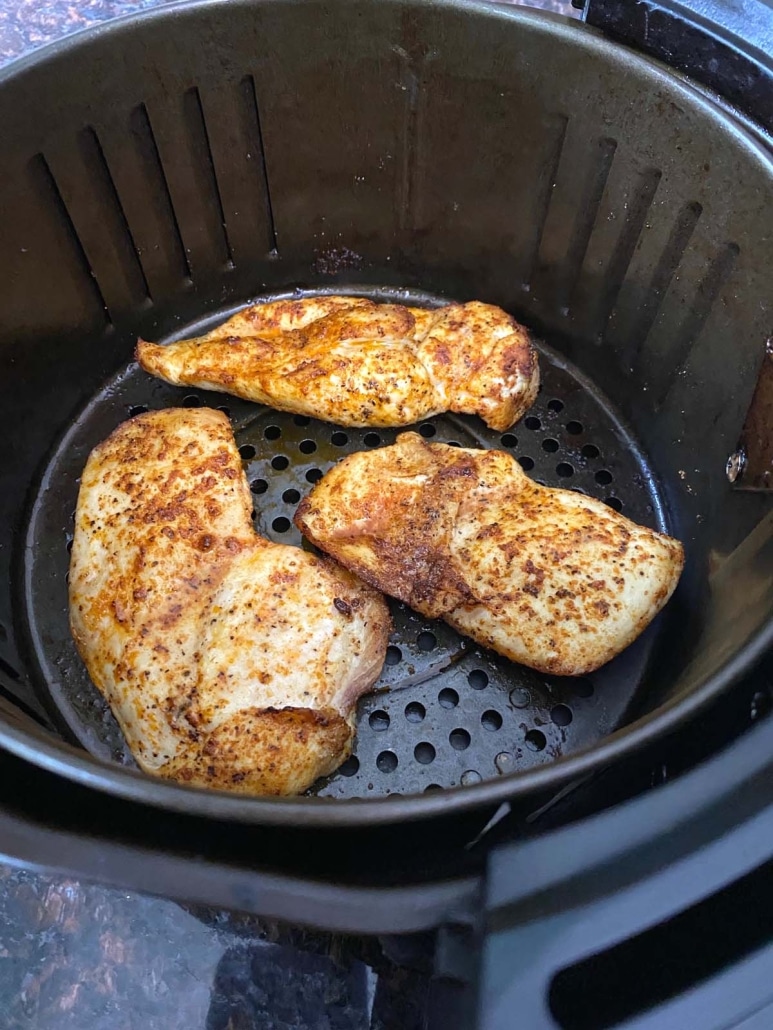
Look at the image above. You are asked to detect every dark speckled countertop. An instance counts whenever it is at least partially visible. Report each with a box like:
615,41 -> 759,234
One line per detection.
0,0 -> 173,62
0,0 -> 576,1027
0,0 -> 577,64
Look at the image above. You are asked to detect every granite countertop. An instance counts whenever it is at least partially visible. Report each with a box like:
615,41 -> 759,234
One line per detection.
0,0 -> 575,1027
0,0 -> 172,62
0,0 -> 577,65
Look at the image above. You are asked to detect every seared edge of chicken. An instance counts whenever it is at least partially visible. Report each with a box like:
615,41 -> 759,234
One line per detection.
294,432 -> 684,677
69,408 -> 390,795
136,295 -> 539,431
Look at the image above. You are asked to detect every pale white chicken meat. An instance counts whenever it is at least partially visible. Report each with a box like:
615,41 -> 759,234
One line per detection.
69,408 -> 390,795
295,432 -> 684,676
136,295 -> 540,431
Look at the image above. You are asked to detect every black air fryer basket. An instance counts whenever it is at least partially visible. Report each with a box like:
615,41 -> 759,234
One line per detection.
1,0 -> 773,1025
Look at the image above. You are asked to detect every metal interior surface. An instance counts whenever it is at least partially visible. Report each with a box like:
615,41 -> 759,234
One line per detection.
23,287 -> 669,799
0,0 -> 772,826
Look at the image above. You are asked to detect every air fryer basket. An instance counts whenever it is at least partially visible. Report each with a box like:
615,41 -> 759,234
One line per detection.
0,0 -> 772,829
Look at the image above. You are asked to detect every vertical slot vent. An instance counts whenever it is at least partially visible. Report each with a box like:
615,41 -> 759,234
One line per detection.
627,200 -> 703,369
242,74 -> 279,256
521,113 -> 570,289
77,126 -> 152,306
562,136 -> 618,304
130,102 -> 192,282
183,86 -> 234,268
653,241 -> 740,408
28,153 -> 111,328
595,167 -> 663,339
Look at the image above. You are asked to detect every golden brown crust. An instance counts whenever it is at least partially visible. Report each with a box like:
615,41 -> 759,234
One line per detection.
69,408 -> 390,795
295,433 -> 685,676
136,296 -> 540,430
159,707 -> 352,795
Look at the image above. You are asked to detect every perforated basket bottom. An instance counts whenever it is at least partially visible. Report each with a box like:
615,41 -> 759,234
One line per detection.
23,288 -> 672,800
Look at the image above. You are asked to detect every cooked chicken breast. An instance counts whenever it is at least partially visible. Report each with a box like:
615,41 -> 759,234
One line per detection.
136,296 -> 539,431
69,408 -> 390,795
295,433 -> 684,676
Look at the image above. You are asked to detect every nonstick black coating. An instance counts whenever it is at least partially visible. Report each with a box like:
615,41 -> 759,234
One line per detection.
23,287 -> 671,800
2,0 -> 773,829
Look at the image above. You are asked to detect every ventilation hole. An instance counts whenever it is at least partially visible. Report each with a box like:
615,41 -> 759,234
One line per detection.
566,420 -> 583,435
183,395 -> 201,407
66,538 -> 73,553
446,441 -> 462,448
419,423 -> 436,438
216,405 -> 231,417
525,728 -> 547,751
606,496 -> 623,512
417,631 -> 436,652
510,687 -> 531,708
282,488 -> 301,504
299,439 -> 317,455
547,399 -> 564,413
264,425 -> 281,440
376,751 -> 398,773
518,456 -> 535,471
369,710 -> 390,731
271,455 -> 289,470
272,517 -> 291,533
482,710 -> 503,731
424,783 -> 443,793
405,702 -> 426,723
595,469 -> 613,485
551,704 -> 573,727
495,752 -> 515,774
364,432 -> 381,447
573,678 -> 594,698
293,414 -> 311,426
438,687 -> 459,709
501,434 -> 518,448
385,645 -> 402,666
332,431 -> 349,446
128,404 -> 148,417
468,670 -> 489,690
556,462 -> 574,478
461,770 -> 482,785
450,728 -> 471,751
582,444 -> 600,460
306,468 -> 323,484
525,416 -> 541,430
542,438 -> 559,453
239,444 -> 256,460
250,479 -> 268,495
339,755 -> 359,776
414,742 -> 436,765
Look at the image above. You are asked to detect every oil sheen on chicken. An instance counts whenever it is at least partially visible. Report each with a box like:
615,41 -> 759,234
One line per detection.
136,295 -> 539,431
69,408 -> 390,795
295,432 -> 684,677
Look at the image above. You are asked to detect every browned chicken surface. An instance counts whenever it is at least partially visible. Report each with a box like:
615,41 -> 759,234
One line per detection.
295,433 -> 684,676
69,408 -> 390,795
136,295 -> 539,431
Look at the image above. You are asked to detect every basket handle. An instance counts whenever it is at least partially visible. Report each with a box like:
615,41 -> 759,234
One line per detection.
0,741 -> 481,936
479,696 -> 773,1029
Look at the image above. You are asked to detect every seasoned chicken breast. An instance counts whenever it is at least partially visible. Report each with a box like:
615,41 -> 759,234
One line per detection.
136,295 -> 539,431
295,433 -> 684,676
69,408 -> 390,795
